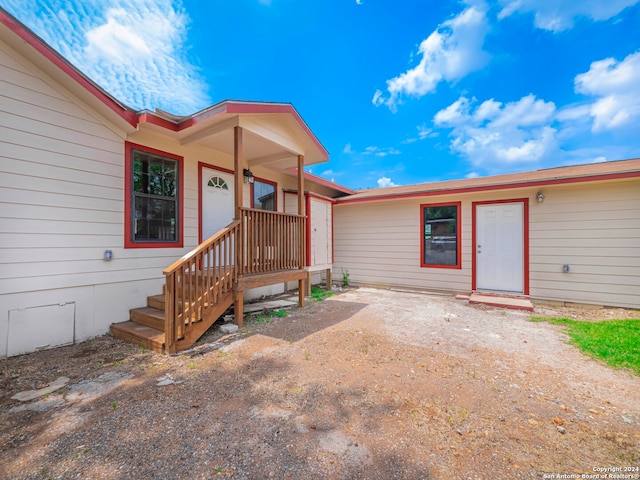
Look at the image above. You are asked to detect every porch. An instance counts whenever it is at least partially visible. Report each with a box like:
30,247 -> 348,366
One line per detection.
111,207 -> 309,353
112,112 -> 320,353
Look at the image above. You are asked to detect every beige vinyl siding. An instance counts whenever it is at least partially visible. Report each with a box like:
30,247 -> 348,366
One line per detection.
0,43 -> 133,295
334,197 -> 472,293
334,179 -> 640,308
529,179 -> 640,308
0,41 -> 159,355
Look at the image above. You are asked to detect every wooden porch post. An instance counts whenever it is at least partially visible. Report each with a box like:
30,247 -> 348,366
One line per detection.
234,126 -> 243,221
298,154 -> 306,307
233,126 -> 244,327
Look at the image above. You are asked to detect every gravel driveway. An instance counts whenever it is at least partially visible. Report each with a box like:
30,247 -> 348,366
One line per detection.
1,287 -> 639,479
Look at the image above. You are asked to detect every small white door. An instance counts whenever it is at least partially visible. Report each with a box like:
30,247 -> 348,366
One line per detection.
476,202 -> 524,293
310,198 -> 331,266
202,168 -> 234,240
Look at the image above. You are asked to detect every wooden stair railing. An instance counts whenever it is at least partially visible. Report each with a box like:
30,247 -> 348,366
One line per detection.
239,207 -> 306,275
163,220 -> 240,354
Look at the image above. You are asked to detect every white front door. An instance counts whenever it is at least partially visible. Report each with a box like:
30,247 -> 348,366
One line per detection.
201,167 -> 234,241
476,202 -> 524,293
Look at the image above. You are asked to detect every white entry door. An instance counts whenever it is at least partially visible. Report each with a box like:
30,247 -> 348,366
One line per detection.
476,202 -> 524,293
201,167 -> 234,240
310,198 -> 331,266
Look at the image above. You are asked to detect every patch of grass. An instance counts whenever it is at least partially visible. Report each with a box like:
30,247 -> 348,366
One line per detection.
310,286 -> 334,302
531,317 -> 640,376
341,268 -> 350,287
251,309 -> 289,324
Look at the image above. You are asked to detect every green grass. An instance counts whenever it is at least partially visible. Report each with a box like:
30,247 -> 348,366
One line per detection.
249,309 -> 289,324
531,317 -> 640,376
310,286 -> 334,302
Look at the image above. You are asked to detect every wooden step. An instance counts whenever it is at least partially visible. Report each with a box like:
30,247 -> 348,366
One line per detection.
147,294 -> 165,310
110,321 -> 165,353
130,307 -> 165,330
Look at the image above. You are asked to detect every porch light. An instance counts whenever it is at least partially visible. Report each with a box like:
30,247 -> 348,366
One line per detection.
243,168 -> 255,184
536,191 -> 545,203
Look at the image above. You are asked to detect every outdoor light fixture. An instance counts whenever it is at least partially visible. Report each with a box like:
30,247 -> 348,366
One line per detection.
243,168 -> 254,184
536,191 -> 545,203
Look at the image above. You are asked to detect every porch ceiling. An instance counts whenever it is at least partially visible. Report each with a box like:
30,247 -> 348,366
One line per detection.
138,104 -> 328,172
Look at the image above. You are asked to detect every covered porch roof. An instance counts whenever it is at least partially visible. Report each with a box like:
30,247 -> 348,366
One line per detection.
136,100 -> 329,172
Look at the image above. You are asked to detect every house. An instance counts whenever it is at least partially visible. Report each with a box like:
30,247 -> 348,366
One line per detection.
333,159 -> 640,309
2,8 -> 638,359
0,8 -> 352,357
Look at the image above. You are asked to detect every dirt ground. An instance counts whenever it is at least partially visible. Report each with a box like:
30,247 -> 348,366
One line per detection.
1,287 -> 639,480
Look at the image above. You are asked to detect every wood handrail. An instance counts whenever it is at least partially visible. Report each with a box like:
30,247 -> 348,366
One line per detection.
162,210 -> 306,353
239,207 -> 306,275
164,220 -> 240,353
163,220 -> 242,276
239,207 -> 306,219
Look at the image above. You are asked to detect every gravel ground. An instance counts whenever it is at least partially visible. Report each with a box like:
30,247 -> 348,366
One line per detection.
0,287 -> 639,480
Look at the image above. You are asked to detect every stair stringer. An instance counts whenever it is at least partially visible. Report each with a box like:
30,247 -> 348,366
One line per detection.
173,290 -> 234,352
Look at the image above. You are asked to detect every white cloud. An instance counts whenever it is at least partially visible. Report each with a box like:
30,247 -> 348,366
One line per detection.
574,51 -> 640,132
434,94 -> 558,169
417,124 -> 438,139
3,0 -> 210,114
498,0 -> 640,32
373,4 -> 490,111
377,177 -> 397,188
364,146 -> 401,157
344,144 -> 401,157
356,0 -> 363,4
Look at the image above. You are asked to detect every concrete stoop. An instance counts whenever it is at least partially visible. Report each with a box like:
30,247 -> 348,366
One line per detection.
467,292 -> 534,311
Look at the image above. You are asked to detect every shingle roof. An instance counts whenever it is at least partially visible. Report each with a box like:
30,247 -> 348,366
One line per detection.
337,158 -> 640,204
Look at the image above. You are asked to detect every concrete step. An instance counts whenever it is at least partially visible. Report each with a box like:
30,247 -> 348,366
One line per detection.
468,292 -> 533,311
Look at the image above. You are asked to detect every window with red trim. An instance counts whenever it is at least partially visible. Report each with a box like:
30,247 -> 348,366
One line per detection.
421,202 -> 461,268
252,179 -> 277,211
125,143 -> 182,248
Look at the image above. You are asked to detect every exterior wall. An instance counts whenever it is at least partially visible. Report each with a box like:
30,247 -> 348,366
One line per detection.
529,179 -> 640,308
0,40 -> 168,356
334,196 -> 473,293
334,178 -> 640,308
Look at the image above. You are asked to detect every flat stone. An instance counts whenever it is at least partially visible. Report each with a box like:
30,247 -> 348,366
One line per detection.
66,372 -> 132,402
10,397 -> 65,413
11,376 -> 70,402
156,374 -> 183,386
243,299 -> 296,314
220,323 -> 239,334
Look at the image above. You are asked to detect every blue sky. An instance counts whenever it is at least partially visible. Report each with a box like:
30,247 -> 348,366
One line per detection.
4,0 -> 640,190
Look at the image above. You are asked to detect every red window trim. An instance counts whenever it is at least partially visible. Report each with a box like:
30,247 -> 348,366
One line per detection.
420,201 -> 462,269
250,176 -> 278,211
124,141 -> 184,249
